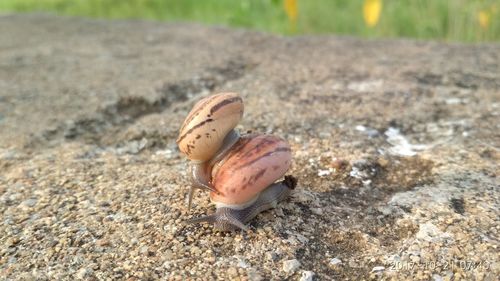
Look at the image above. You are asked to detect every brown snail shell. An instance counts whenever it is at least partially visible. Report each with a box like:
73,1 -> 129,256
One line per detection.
177,92 -> 244,163
210,134 -> 292,206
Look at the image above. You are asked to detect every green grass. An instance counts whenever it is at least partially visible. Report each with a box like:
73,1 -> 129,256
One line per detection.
0,0 -> 498,42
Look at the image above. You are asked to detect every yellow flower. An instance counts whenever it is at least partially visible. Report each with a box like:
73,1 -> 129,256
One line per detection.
490,4 -> 497,14
478,10 -> 490,30
363,0 -> 382,27
283,0 -> 298,23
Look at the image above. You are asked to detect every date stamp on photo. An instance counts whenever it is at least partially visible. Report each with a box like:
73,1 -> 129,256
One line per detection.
388,260 -> 493,271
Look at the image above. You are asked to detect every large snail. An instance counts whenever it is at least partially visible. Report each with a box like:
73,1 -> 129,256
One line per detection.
177,93 -> 296,231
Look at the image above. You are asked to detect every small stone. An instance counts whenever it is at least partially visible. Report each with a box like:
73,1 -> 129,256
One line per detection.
432,274 -> 444,281
204,256 -> 216,263
355,125 -> 367,132
295,233 -> 309,244
76,267 -> 92,279
247,268 -> 263,281
283,259 -> 301,274
7,237 -> 20,247
227,267 -> 238,277
300,271 -> 315,281
22,198 -> 37,207
416,222 -> 451,242
331,159 -> 349,170
317,169 -> 332,176
329,258 -> 342,266
311,207 -> 323,215
371,266 -> 385,272
237,257 -> 249,268
190,246 -> 201,255
377,157 -> 390,167
123,261 -> 133,270
266,252 -> 279,261
96,239 -> 110,247
140,246 -> 149,254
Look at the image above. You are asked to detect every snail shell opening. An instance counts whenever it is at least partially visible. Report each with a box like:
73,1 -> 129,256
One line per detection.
177,92 -> 244,162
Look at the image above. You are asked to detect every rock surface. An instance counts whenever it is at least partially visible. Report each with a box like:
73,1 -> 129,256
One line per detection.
1,14 -> 499,280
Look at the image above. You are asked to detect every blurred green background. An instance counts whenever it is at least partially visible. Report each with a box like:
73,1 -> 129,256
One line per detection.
0,0 -> 498,42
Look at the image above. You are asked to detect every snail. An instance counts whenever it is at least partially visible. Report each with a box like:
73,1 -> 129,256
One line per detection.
187,134 -> 296,231
177,93 -> 296,231
176,92 -> 244,210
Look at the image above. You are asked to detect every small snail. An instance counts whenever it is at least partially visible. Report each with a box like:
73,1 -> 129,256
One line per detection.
187,134 -> 296,231
176,92 -> 244,209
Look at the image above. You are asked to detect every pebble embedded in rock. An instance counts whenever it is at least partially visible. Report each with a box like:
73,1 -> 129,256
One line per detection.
22,198 -> 37,207
227,267 -> 238,277
329,258 -> 342,266
283,259 -> 301,274
300,271 -> 315,281
76,267 -> 92,279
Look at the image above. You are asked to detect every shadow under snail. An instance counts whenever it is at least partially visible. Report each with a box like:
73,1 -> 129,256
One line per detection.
176,92 -> 296,231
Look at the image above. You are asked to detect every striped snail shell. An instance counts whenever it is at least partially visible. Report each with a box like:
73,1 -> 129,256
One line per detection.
210,134 -> 292,205
187,134 -> 295,231
177,92 -> 243,163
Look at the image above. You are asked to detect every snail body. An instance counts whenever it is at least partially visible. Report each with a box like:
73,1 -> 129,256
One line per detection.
188,176 -> 297,231
187,134 -> 295,231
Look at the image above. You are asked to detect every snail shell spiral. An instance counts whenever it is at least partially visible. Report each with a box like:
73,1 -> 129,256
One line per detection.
177,92 -> 244,163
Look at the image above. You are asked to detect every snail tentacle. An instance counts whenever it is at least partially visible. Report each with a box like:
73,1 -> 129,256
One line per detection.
187,186 -> 196,211
185,210 -> 249,232
218,212 -> 249,232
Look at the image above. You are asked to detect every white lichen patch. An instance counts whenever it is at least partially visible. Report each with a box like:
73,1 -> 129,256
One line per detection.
415,222 -> 453,242
384,127 -> 428,156
355,125 -> 379,137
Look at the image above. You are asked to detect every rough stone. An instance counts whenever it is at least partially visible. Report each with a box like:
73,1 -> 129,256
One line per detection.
283,259 -> 301,274
300,270 -> 315,281
0,14 -> 498,280
329,257 -> 342,266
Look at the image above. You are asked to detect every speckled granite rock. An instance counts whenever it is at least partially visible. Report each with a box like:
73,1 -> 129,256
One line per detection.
0,14 -> 499,280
